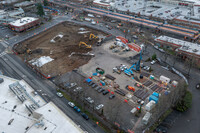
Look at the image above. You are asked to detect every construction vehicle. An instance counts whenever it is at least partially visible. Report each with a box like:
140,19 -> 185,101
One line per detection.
125,85 -> 135,92
109,45 -> 117,50
113,66 -> 121,74
89,33 -> 98,41
79,41 -> 91,48
124,51 -> 142,76
97,38 -> 104,46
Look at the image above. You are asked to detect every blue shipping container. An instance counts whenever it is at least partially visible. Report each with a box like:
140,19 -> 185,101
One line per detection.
152,92 -> 159,98
149,95 -> 158,104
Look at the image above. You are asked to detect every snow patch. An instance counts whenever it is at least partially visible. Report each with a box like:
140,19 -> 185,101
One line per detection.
78,31 -> 90,34
29,56 -> 54,67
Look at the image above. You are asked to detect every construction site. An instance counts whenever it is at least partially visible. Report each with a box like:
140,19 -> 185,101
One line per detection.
13,22 -> 107,77
11,18 -> 184,132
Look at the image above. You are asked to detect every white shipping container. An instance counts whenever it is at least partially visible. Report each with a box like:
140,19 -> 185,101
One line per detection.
145,100 -> 156,111
159,75 -> 170,84
130,108 -> 137,114
142,112 -> 151,125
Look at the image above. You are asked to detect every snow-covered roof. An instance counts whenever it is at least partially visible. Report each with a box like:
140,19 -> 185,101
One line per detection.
9,17 -> 39,27
155,36 -> 200,57
0,75 -> 83,133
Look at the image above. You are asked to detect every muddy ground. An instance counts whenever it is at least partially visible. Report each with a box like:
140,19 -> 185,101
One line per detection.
14,22 -> 107,77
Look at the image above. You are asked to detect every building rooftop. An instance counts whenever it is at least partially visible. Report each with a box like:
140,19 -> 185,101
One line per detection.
9,17 -> 39,27
0,75 -> 83,133
14,1 -> 35,7
155,36 -> 200,57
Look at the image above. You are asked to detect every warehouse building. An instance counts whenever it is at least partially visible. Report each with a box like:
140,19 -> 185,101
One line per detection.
9,17 -> 40,32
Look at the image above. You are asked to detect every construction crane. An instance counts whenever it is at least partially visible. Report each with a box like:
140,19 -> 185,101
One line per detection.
89,33 -> 98,41
124,51 -> 142,76
79,41 -> 91,48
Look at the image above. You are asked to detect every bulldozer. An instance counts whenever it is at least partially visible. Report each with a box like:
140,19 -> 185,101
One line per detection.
89,33 -> 98,41
79,41 -> 91,48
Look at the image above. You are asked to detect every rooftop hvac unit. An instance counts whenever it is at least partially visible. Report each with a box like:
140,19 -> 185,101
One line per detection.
192,49 -> 198,52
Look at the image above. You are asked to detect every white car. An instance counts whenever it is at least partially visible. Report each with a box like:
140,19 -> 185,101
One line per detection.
95,104 -> 104,110
151,60 -> 156,65
159,48 -> 165,53
85,97 -> 94,104
154,45 -> 159,49
56,92 -> 63,98
68,102 -> 75,108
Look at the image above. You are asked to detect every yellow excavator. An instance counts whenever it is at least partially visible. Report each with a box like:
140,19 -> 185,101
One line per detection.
79,41 -> 91,48
89,33 -> 98,41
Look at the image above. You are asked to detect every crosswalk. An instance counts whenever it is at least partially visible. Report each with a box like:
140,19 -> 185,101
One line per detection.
0,51 -> 6,57
0,40 -> 9,48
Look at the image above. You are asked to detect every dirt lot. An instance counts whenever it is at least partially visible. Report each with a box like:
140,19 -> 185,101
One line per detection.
14,22 -> 107,77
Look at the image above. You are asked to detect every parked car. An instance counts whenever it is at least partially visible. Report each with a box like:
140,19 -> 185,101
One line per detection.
98,88 -> 105,93
96,104 -> 104,110
92,83 -> 97,88
102,90 -> 109,95
109,94 -> 115,99
89,82 -> 94,86
196,83 -> 200,89
85,97 -> 94,104
81,113 -> 89,120
95,86 -> 101,91
155,126 -> 168,133
56,92 -> 63,98
159,48 -> 165,53
68,102 -> 75,108
74,106 -> 81,113
151,60 -> 156,65
73,87 -> 82,92
154,45 -> 159,49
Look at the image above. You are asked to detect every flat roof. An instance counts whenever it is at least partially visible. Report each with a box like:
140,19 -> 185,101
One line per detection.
14,1 -> 34,7
0,75 -> 83,133
9,17 -> 39,27
155,36 -> 200,57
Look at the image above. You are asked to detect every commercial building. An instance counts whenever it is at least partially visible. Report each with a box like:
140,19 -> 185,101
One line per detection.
155,35 -> 200,64
9,17 -> 40,32
0,8 -> 24,24
0,75 -> 83,133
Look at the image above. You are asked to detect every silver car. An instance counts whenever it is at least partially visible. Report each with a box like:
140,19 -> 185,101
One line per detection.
68,102 -> 75,108
95,104 -> 104,110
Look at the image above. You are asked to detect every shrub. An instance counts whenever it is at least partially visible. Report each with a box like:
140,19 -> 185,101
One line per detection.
175,91 -> 192,112
152,54 -> 157,60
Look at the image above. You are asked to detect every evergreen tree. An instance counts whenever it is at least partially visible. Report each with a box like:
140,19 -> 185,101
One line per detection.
37,3 -> 44,17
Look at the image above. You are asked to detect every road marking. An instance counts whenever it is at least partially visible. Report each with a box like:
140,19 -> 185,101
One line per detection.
0,41 -> 8,48
0,51 -> 6,57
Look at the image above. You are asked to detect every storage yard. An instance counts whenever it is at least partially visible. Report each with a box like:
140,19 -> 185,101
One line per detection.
13,22 -> 107,77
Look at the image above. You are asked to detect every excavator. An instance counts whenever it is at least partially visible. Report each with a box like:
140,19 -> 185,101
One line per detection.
79,41 -> 91,48
89,33 -> 98,41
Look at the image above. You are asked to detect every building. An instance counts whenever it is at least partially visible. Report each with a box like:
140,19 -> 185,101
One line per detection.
14,1 -> 35,11
9,17 -> 40,32
0,8 -> 24,24
0,75 -> 83,133
155,35 -> 200,64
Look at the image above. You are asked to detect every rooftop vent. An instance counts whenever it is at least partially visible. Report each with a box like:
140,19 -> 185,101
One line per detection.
182,45 -> 189,50
192,49 -> 198,52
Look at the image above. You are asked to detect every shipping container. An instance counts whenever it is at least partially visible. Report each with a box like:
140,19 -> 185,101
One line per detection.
149,95 -> 158,103
142,112 -> 151,125
145,100 -> 156,111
